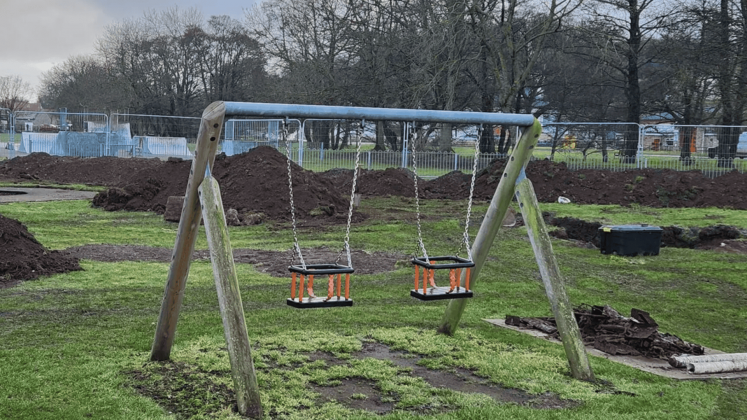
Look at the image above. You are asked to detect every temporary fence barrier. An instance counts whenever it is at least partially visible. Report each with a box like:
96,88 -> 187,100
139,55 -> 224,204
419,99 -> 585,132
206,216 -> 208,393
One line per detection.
111,113 -> 200,158
12,111 -> 109,157
224,119 -> 300,157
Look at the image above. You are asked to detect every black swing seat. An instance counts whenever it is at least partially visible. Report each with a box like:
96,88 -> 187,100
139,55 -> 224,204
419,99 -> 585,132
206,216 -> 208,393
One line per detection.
410,256 -> 474,301
287,263 -> 354,308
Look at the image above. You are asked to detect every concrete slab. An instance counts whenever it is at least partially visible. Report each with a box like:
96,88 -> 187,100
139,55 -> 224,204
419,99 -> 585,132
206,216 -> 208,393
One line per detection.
484,318 -> 747,380
0,187 -> 97,203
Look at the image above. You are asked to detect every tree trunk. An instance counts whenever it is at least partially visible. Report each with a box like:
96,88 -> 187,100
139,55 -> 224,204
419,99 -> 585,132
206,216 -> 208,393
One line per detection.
439,123 -> 453,152
374,120 -> 386,151
622,0 -> 642,163
679,126 -> 695,164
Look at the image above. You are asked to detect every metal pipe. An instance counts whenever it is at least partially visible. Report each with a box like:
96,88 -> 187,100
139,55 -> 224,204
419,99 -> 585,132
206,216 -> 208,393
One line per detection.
224,102 -> 536,127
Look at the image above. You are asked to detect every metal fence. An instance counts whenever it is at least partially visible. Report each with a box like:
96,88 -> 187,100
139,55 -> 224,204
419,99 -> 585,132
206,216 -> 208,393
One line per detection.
225,119 -> 300,157
111,113 -> 200,158
4,109 -> 747,177
11,111 -> 109,157
539,122 -> 747,175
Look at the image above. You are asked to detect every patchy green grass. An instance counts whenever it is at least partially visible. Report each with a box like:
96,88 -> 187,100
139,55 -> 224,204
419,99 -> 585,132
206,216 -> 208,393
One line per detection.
1,197 -> 746,419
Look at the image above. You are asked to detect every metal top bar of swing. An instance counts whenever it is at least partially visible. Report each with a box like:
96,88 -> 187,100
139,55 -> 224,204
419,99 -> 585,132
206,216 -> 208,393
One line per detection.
223,102 -> 536,127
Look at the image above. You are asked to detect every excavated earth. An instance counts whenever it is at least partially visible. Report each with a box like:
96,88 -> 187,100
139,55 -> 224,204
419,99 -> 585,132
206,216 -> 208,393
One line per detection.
2,148 -> 747,215
0,214 -> 81,288
1,147 -> 746,283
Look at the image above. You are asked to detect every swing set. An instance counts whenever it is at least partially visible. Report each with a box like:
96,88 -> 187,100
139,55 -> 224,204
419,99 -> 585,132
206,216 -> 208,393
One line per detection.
148,101 -> 593,418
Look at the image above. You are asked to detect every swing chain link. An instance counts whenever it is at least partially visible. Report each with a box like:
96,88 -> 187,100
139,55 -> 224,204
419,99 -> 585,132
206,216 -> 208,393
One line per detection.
410,122 -> 429,261
284,119 -> 305,269
338,119 -> 365,267
460,124 -> 481,261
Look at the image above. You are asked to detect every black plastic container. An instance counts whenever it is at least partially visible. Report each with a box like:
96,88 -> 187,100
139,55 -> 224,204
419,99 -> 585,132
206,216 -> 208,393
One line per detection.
599,224 -> 662,256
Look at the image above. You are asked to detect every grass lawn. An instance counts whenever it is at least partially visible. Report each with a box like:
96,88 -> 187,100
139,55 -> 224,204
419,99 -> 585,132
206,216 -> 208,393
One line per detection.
1,198 -> 746,419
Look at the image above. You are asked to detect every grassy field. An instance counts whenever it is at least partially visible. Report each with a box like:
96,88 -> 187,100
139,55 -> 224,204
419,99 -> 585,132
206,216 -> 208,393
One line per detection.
1,197 -> 746,419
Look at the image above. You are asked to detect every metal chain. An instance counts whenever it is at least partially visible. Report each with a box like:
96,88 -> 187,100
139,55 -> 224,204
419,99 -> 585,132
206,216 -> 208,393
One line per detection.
284,119 -> 305,269
410,122 -> 429,260
339,120 -> 365,267
460,124 -> 482,261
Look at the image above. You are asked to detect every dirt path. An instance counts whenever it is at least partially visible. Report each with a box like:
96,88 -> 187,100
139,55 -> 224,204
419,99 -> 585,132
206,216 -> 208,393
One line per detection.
0,187 -> 96,203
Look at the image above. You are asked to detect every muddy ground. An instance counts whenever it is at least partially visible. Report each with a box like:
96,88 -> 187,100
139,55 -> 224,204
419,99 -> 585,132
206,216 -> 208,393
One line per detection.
126,341 -> 580,418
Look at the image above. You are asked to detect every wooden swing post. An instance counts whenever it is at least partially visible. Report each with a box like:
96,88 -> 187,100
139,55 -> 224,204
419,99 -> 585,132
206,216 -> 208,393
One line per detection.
439,120 -> 542,336
150,102 -> 224,361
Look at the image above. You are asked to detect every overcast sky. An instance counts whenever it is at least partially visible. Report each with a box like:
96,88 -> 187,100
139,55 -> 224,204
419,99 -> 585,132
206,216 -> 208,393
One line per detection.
0,0 -> 258,100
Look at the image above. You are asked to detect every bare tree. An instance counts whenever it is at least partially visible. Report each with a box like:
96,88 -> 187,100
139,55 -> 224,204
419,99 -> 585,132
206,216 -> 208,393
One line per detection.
0,75 -> 35,112
572,0 -> 676,162
196,16 -> 268,103
39,55 -> 134,112
98,7 -> 205,116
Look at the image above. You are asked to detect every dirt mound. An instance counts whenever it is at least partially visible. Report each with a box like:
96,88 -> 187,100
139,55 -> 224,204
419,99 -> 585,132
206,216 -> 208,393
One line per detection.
520,159 -> 747,209
0,214 -> 81,287
4,150 -> 747,213
93,147 -> 354,221
0,152 -> 164,186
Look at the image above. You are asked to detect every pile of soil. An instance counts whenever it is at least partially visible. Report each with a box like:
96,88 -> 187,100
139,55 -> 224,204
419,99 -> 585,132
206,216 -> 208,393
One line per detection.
91,147 -> 353,221
0,153 -> 164,186
507,305 -> 704,359
0,214 -> 81,287
3,150 -> 747,220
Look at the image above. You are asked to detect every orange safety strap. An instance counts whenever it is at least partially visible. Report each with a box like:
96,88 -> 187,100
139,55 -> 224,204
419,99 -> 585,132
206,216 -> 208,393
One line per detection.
427,260 -> 437,289
291,272 -> 297,299
336,274 -> 341,299
465,268 -> 471,291
455,268 -> 461,292
299,274 -> 305,302
345,273 -> 350,299
307,275 -> 315,297
447,269 -> 456,293
326,274 -> 334,300
414,265 -> 420,290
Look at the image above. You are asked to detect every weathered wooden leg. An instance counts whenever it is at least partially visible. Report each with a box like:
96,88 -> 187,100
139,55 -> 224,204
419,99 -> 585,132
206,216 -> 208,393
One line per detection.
150,101 -> 225,361
199,173 -> 263,417
514,171 -> 595,381
439,119 -> 542,335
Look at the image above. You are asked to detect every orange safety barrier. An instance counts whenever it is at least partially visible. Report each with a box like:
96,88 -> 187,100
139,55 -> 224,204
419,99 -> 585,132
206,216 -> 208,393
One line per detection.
308,275 -> 315,297
414,265 -> 419,290
345,273 -> 350,299
465,268 -> 471,290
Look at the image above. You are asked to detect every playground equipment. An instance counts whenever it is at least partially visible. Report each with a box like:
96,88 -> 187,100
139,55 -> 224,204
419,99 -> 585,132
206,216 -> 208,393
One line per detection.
409,124 -> 481,301
149,101 -> 593,418
285,120 -> 363,308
